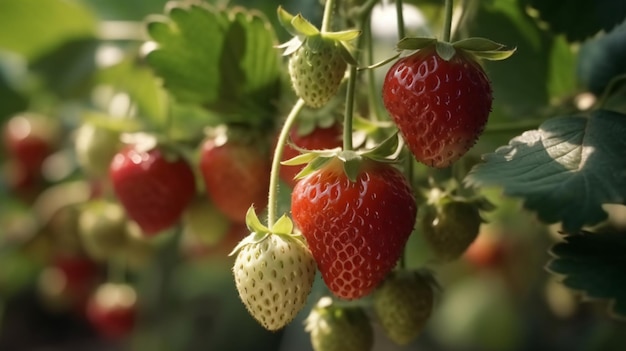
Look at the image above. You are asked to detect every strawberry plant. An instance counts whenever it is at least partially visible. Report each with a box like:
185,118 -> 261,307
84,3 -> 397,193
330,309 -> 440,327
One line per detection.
1,0 -> 626,350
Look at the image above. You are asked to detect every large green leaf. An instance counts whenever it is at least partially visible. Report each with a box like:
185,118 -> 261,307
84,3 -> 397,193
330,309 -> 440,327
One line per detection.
96,57 -> 168,127
145,4 -> 282,126
466,109 -> 626,232
548,231 -> 626,319
0,0 -> 96,59
525,0 -> 626,42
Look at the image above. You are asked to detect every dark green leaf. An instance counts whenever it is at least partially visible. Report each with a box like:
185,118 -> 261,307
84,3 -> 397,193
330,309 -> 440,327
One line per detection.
30,38 -> 99,99
466,1 -> 552,116
146,5 -> 282,125
547,231 -> 626,319
578,20 -> 626,96
466,110 -> 626,232
525,0 -> 626,42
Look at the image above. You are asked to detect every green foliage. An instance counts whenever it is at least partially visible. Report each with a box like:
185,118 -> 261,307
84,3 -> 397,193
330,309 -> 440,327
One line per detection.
548,231 -> 626,319
145,4 -> 282,127
525,0 -> 626,42
578,21 -> 626,96
0,0 -> 96,59
467,110 -> 626,233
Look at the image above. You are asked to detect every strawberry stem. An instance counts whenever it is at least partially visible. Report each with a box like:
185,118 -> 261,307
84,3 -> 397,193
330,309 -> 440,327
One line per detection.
321,0 -> 336,33
107,255 -> 127,284
396,0 -> 406,40
267,98 -> 306,228
343,65 -> 358,151
443,0 -> 453,42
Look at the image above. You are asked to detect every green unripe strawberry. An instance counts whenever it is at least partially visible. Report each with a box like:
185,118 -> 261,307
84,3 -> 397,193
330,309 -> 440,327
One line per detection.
232,210 -> 316,331
421,196 -> 483,262
288,39 -> 347,108
305,297 -> 374,351
78,200 -> 129,261
373,270 -> 435,345
74,122 -> 121,178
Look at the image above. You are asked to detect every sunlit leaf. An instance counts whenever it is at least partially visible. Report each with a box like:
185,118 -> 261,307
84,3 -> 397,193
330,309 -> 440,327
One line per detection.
466,110 -> 626,232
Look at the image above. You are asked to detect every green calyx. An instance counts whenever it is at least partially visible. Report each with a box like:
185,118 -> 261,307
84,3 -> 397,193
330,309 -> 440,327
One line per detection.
228,206 -> 302,256
396,36 -> 516,61
281,132 -> 401,182
276,6 -> 360,65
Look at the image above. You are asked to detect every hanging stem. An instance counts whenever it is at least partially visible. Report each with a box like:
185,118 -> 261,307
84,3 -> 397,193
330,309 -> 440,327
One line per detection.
343,65 -> 358,151
396,0 -> 406,40
443,0 -> 454,42
267,99 -> 306,228
321,0 -> 337,33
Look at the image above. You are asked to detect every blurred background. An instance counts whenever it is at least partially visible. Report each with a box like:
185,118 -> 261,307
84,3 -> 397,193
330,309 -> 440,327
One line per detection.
1,0 -> 626,350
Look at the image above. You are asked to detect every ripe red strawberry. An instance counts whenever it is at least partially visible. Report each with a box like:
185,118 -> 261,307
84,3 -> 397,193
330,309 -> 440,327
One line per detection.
382,45 -> 492,168
109,144 -> 196,236
199,135 -> 270,223
3,112 -> 60,173
373,270 -> 435,345
86,283 -> 137,339
280,122 -> 343,188
291,158 -> 417,300
305,297 -> 374,351
37,255 -> 100,313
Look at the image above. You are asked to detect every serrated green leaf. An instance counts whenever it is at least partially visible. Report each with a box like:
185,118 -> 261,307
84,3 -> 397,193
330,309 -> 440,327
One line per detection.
466,110 -> 626,233
95,57 -> 168,126
453,37 -> 506,51
272,214 -> 294,235
547,231 -> 626,319
146,5 -> 281,125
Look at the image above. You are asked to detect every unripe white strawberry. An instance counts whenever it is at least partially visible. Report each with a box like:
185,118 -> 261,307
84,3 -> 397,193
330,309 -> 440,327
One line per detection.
277,7 -> 359,109
232,210 -> 316,331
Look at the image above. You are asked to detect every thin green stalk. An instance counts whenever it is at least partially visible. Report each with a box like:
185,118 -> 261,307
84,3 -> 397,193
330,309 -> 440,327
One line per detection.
359,5 -> 388,122
443,0 -> 454,42
107,256 -> 126,284
321,0 -> 337,33
267,99 -> 306,228
396,0 -> 406,40
343,65 -> 358,151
